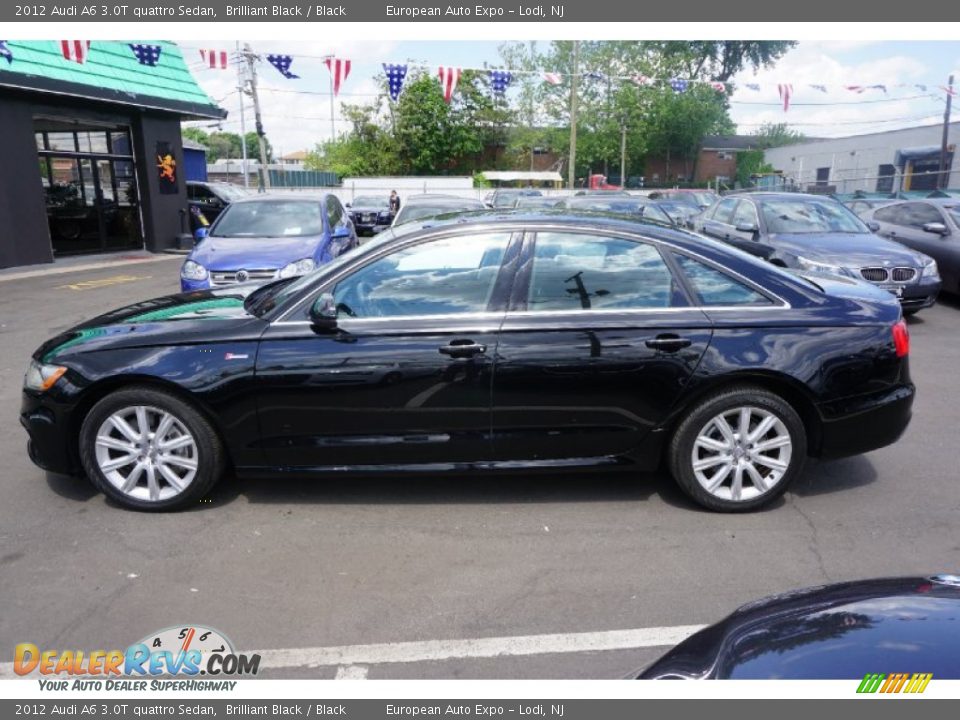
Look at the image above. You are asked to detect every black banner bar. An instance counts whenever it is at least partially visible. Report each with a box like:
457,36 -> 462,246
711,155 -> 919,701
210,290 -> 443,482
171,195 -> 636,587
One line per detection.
0,0 -> 944,23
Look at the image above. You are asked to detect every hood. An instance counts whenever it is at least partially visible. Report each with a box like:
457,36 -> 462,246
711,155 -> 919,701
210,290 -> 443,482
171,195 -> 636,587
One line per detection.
771,232 -> 929,267
638,576 -> 960,680
35,286 -> 267,361
189,234 -> 327,270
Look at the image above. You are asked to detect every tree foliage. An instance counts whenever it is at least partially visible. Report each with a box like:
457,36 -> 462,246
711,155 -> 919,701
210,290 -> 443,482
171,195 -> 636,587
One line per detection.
295,41 -> 796,184
182,127 -> 273,164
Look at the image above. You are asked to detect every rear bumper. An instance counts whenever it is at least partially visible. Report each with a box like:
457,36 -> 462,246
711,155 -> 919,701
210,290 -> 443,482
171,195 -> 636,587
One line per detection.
815,384 -> 915,459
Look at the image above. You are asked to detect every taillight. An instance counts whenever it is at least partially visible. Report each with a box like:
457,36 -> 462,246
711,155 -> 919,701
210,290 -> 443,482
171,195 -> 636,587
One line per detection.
892,319 -> 909,358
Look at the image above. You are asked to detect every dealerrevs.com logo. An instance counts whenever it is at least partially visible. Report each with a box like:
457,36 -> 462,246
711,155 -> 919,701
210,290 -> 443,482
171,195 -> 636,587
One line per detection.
14,625 -> 260,690
857,673 -> 933,694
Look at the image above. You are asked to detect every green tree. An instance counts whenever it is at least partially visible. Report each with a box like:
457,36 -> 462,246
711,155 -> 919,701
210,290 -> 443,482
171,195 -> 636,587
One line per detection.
750,122 -> 806,149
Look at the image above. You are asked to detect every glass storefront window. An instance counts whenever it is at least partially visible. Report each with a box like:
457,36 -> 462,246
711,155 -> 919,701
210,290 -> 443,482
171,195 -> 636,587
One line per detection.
46,132 -> 77,152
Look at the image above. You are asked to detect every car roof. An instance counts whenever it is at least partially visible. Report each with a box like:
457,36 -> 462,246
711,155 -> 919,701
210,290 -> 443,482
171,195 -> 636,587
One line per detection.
727,192 -> 840,202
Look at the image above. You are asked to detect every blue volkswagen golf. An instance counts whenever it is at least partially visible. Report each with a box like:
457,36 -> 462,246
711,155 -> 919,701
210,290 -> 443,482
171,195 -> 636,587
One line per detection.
180,194 -> 358,292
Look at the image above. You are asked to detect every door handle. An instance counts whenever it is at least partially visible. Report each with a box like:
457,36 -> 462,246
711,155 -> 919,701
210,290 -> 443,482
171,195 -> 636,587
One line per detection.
439,340 -> 487,358
646,335 -> 692,351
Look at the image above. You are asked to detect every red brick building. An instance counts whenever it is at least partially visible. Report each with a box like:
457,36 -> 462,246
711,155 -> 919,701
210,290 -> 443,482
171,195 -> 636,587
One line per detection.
644,135 -> 758,186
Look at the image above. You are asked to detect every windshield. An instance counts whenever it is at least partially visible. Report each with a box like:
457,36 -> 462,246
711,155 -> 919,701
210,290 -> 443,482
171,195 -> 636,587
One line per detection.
352,196 -> 388,207
211,184 -> 249,202
395,203 -> 481,225
211,201 -> 324,238
693,192 -> 719,206
760,198 -> 870,234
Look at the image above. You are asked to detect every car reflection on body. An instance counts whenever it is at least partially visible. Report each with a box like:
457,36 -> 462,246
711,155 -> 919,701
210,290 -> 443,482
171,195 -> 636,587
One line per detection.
693,192 -> 941,314
23,212 -> 914,512
638,575 -> 960,679
179,194 -> 359,292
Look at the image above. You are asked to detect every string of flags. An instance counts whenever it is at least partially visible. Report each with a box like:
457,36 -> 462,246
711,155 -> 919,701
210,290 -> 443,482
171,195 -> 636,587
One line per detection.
0,41 -> 953,113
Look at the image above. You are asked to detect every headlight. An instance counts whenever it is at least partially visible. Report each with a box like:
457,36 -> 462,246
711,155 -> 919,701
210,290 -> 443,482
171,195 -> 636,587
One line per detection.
922,257 -> 940,280
24,359 -> 67,392
279,258 -> 316,278
796,256 -> 848,276
180,260 -> 208,281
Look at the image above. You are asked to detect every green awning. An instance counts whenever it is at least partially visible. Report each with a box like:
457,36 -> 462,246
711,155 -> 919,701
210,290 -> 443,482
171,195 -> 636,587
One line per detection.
0,41 -> 225,120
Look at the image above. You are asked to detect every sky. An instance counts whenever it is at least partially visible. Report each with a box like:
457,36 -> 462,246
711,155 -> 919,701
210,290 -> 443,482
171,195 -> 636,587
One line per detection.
182,40 -> 960,160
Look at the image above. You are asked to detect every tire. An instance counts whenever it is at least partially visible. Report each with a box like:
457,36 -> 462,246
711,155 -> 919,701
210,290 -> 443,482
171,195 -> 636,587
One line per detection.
667,385 -> 807,512
79,387 -> 225,511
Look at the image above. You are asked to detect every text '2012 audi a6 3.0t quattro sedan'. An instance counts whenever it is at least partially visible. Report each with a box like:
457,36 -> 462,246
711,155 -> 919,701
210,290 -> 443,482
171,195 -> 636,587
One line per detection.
21,213 -> 915,512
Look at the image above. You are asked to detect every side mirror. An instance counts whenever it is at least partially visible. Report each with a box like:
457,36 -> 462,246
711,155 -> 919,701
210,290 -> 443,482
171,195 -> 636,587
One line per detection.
332,223 -> 352,238
309,292 -> 338,330
345,202 -> 351,208
923,222 -> 949,235
735,222 -> 759,234
193,227 -> 208,242
866,221 -> 880,232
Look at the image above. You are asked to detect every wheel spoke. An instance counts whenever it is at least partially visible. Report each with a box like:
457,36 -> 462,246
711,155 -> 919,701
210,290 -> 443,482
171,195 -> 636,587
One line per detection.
693,455 -> 727,472
738,407 -> 752,439
134,407 -> 149,438
695,436 -> 730,452
748,415 -> 777,443
160,454 -> 197,471
754,435 -> 791,452
705,463 -> 733,492
101,454 -> 138,472
731,465 -> 744,502
146,464 -> 160,502
744,462 -> 768,492
120,462 -> 145,493
159,434 -> 193,452
155,413 -> 175,441
157,463 -> 186,492
109,415 -> 140,443
96,435 -> 135,453
713,415 -> 736,445
753,455 -> 788,472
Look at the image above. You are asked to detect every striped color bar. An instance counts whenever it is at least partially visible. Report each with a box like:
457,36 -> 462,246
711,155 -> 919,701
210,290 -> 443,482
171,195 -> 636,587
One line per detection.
857,672 -> 932,694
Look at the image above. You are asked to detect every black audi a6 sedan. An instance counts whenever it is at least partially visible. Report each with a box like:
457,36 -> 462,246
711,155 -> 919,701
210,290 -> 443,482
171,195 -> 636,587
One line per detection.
22,213 -> 915,512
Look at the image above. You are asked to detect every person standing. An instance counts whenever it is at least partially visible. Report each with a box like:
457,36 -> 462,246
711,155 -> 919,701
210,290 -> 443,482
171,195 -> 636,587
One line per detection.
389,190 -> 401,215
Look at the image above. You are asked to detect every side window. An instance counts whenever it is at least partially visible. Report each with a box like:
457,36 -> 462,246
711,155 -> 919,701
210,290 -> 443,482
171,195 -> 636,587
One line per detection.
331,233 -> 510,318
674,254 -> 772,306
527,233 -> 680,312
712,199 -> 739,225
326,197 -> 343,228
901,202 -> 943,228
731,201 -> 758,227
873,205 -> 902,224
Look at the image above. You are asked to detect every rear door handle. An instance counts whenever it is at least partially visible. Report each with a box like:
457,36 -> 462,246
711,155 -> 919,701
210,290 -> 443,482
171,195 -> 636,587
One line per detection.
646,335 -> 692,351
439,340 -> 487,358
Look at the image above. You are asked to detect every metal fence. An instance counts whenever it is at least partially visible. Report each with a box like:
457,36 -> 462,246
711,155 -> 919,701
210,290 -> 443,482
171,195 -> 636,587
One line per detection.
754,167 -> 960,197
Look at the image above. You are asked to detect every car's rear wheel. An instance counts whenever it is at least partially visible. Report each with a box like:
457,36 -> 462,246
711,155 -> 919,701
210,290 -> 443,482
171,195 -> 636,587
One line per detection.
668,386 -> 806,512
79,387 -> 225,511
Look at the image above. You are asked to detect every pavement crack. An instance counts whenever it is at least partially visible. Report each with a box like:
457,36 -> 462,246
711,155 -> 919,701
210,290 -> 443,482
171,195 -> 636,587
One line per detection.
788,496 -> 832,583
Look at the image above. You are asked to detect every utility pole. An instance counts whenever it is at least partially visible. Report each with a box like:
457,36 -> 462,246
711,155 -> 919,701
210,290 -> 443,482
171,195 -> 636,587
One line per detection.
242,43 -> 271,191
567,40 -> 579,190
619,119 -> 627,188
236,41 -> 250,190
938,74 -> 954,190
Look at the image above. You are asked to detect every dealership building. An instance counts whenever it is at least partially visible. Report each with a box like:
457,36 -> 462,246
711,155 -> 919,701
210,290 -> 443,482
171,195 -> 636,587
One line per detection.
0,40 -> 225,269
763,121 -> 960,195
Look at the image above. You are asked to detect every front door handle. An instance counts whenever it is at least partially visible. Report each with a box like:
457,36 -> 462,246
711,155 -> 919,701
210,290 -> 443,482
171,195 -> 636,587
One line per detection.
439,340 -> 487,358
646,335 -> 692,351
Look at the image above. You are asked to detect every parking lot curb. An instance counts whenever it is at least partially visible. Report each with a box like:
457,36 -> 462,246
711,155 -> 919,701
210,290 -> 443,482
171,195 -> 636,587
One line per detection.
0,254 -> 181,283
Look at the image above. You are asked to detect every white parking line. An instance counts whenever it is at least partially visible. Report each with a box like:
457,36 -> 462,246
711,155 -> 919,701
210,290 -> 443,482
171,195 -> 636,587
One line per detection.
0,625 -> 705,678
334,665 -> 370,679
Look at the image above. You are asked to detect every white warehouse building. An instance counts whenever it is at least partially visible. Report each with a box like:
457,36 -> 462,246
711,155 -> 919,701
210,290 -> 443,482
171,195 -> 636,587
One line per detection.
763,121 -> 960,194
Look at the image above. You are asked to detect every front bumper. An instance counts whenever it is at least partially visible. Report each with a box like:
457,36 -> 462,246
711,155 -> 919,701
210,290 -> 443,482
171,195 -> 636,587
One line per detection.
816,384 -> 915,459
180,277 -> 211,292
868,276 -> 940,311
20,390 -> 78,475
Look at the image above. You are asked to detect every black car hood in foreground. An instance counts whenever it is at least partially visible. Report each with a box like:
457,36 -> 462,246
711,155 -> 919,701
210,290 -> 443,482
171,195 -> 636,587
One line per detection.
34,286 -> 267,362
638,576 -> 960,679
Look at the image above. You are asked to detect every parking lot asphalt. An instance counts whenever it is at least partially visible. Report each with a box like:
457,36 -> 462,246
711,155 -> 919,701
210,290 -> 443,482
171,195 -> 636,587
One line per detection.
1,256 -> 958,679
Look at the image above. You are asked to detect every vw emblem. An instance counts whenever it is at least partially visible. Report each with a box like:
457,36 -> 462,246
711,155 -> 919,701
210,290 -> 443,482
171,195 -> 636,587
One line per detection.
236,269 -> 249,283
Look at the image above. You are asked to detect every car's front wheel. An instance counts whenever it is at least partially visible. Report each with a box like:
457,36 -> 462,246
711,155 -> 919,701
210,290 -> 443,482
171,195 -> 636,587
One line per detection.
79,387 -> 225,511
668,386 -> 806,512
